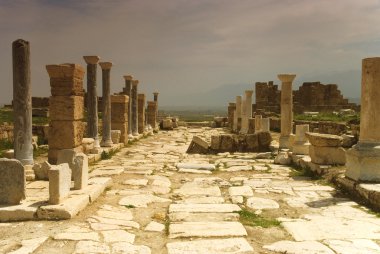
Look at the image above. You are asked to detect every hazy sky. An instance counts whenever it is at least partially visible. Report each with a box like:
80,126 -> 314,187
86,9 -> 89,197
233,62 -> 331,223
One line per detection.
1,0 -> 380,106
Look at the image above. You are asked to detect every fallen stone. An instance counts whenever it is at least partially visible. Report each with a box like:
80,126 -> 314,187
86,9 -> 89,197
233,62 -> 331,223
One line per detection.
274,151 -> 291,165
169,221 -> 247,238
186,136 -> 209,154
309,145 -> 346,165
166,238 -> 253,254
246,197 -> 280,210
263,240 -> 334,254
0,158 -> 26,205
306,132 -> 343,147
33,161 -> 51,180
48,163 -> 71,205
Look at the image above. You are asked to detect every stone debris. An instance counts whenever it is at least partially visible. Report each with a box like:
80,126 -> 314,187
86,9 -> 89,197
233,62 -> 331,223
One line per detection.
144,221 -> 165,232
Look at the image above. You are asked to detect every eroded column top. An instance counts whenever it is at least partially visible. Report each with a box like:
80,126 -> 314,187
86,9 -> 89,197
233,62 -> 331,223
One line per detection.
123,75 -> 133,80
277,74 -> 296,83
99,62 -> 113,70
132,80 -> 139,87
245,90 -> 253,97
83,56 -> 100,64
46,64 -> 84,78
153,92 -> 159,96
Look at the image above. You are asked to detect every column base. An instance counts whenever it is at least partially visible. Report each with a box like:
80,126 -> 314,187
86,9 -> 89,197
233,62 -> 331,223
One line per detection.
19,158 -> 34,166
345,142 -> 380,182
100,140 -> 113,147
132,132 -> 139,136
93,138 -> 101,149
279,134 -> 294,149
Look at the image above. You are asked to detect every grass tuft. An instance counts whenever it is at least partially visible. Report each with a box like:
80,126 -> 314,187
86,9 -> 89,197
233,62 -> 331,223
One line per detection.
235,208 -> 281,228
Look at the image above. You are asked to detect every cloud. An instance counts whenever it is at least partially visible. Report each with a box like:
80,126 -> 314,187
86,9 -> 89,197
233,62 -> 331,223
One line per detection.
0,0 -> 379,106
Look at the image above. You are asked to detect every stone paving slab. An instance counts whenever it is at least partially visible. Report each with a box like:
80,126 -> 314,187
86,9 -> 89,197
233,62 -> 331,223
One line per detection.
169,203 -> 241,213
169,212 -> 239,222
263,240 -> 335,254
167,238 -> 254,254
169,221 -> 247,238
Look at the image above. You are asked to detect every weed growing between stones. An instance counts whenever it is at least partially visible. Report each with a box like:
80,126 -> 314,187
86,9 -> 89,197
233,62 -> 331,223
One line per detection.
164,217 -> 171,235
235,209 -> 281,228
124,205 -> 136,209
101,148 -> 120,160
33,145 -> 48,158
289,164 -> 319,180
0,139 -> 13,157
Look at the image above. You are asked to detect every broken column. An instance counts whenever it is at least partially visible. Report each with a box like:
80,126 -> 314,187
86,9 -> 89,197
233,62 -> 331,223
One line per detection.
57,150 -> 88,190
12,39 -> 33,165
46,64 -> 85,164
292,124 -> 310,155
241,90 -> 253,134
233,96 -> 242,132
48,163 -> 71,204
132,80 -> 139,136
153,92 -> 159,120
0,158 -> 25,205
83,56 -> 100,149
99,62 -> 113,147
147,101 -> 157,130
228,103 -> 236,130
346,57 -> 380,181
278,74 -> 296,149
123,75 -> 133,139
111,95 -> 129,145
306,132 -> 345,165
138,94 -> 146,133
261,118 -> 270,132
254,115 -> 262,133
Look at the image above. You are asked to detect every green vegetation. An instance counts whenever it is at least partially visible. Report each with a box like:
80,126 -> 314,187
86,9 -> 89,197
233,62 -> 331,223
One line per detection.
0,107 -> 49,125
100,148 -> 120,160
33,146 -> 48,158
124,204 -> 136,209
235,209 -> 281,228
0,139 -> 13,157
164,217 -> 171,235
294,112 -> 359,123
289,165 -> 319,180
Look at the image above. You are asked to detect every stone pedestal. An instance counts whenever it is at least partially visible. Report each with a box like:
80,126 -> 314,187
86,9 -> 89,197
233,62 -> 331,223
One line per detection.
46,64 -> 85,164
346,57 -> 380,181
254,115 -> 262,133
132,80 -> 139,136
228,103 -> 236,130
306,132 -> 345,165
99,62 -> 113,147
12,39 -> 33,165
123,75 -> 133,139
261,118 -> 270,132
278,74 -> 296,149
0,159 -> 25,205
241,90 -> 253,134
233,96 -> 242,132
83,56 -> 100,148
292,124 -> 310,155
111,95 -> 129,145
147,101 -> 158,130
138,94 -> 146,134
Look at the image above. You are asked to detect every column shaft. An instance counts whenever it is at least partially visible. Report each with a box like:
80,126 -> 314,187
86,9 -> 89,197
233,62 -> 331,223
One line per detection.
99,62 -> 113,147
132,81 -> 139,135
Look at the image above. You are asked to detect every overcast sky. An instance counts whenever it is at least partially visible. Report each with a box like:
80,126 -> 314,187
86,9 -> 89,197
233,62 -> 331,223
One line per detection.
1,0 -> 380,106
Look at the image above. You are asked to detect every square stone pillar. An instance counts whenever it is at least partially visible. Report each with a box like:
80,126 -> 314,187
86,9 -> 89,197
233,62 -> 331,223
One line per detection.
147,101 -> 158,130
292,124 -> 310,155
254,115 -> 262,133
123,75 -> 133,139
241,90 -> 253,134
346,57 -> 380,181
228,103 -> 236,130
278,74 -> 296,149
261,118 -> 270,132
111,95 -> 129,145
131,80 -> 139,136
46,64 -> 85,164
138,94 -> 146,134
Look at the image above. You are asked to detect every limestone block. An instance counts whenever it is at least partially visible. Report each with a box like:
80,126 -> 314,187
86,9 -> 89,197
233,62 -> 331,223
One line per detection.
111,122 -> 128,145
162,119 -> 173,130
111,103 -> 128,122
33,161 -> 51,180
346,145 -> 380,181
306,132 -> 343,147
274,152 -> 292,165
111,130 -> 121,144
220,135 -> 236,151
111,94 -> 129,104
342,134 -> 357,148
48,145 -> 83,165
0,159 -> 26,205
210,135 -> 220,150
245,134 -> 259,151
49,96 -> 84,121
4,149 -> 14,159
46,64 -> 84,79
57,149 -> 88,190
257,131 -> 272,148
82,138 -> 94,154
309,145 -> 346,165
49,120 -> 84,149
292,142 -> 310,155
187,136 -> 209,154
48,163 -> 71,204
49,78 -> 84,97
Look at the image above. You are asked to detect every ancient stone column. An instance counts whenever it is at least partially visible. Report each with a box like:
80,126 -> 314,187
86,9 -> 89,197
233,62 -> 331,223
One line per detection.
111,95 -> 129,145
233,96 -> 242,132
153,92 -> 159,120
123,75 -> 133,139
241,90 -> 253,134
138,94 -> 146,134
83,56 -> 100,148
147,101 -> 157,130
346,57 -> 380,181
261,118 -> 270,132
131,80 -> 139,136
12,39 -> 33,165
292,124 -> 310,155
278,74 -> 296,149
255,115 -> 262,133
228,103 -> 236,130
99,62 -> 113,147
46,64 -> 85,164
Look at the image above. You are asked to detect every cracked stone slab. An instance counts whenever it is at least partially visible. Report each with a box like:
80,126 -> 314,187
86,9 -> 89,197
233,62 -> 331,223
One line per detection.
74,241 -> 110,254
246,197 -> 280,210
174,184 -> 221,197
324,239 -> 380,254
169,221 -> 247,238
228,186 -> 253,197
118,194 -> 171,208
101,230 -> 135,243
167,238 -> 253,254
89,216 -> 140,229
8,237 -> 48,254
169,203 -> 241,213
263,240 -> 335,254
